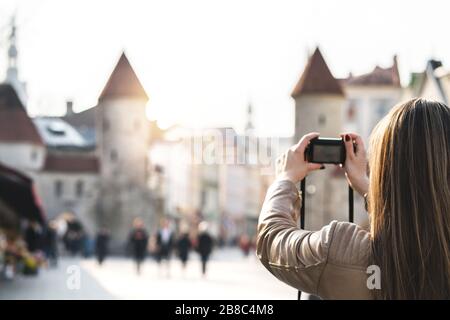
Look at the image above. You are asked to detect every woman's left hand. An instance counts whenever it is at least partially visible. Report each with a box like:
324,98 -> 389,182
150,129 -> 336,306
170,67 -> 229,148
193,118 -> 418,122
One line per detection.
276,132 -> 324,184
340,132 -> 369,196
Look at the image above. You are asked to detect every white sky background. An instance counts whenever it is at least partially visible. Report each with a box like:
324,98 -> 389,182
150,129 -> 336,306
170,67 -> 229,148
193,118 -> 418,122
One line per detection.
0,0 -> 448,137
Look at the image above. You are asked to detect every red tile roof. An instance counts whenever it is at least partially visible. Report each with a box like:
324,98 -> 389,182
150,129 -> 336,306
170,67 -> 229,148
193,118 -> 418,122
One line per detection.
43,154 -> 99,173
343,56 -> 400,87
0,84 -> 44,146
98,52 -> 149,102
291,47 -> 344,98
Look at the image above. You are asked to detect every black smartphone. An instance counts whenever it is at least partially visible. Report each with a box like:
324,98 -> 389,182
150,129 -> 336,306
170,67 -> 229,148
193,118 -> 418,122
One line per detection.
305,137 -> 346,164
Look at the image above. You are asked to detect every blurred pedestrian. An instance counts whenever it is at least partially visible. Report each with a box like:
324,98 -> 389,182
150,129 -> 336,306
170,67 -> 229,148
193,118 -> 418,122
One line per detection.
196,221 -> 214,277
127,218 -> 148,275
82,233 -> 94,258
95,228 -> 110,265
42,220 -> 58,267
155,218 -> 174,277
239,234 -> 251,257
176,224 -> 191,272
24,221 -> 44,254
63,217 -> 84,256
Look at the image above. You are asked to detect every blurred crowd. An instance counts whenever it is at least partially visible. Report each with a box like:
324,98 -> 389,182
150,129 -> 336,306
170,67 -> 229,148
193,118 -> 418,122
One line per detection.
0,213 -> 256,281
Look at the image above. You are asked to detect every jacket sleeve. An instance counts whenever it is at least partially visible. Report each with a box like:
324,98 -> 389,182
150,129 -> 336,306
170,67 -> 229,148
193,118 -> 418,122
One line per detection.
256,179 -> 337,295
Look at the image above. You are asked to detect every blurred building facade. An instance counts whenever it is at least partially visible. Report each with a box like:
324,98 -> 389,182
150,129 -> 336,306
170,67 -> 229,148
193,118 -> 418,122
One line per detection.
341,56 -> 403,142
32,117 -> 99,235
149,126 -> 270,243
411,58 -> 450,103
0,84 -> 99,235
51,53 -> 156,248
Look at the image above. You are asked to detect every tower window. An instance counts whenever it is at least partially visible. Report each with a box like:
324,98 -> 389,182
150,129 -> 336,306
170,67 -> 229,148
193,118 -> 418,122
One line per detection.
55,180 -> 63,198
318,114 -> 326,126
110,149 -> 118,162
76,180 -> 84,198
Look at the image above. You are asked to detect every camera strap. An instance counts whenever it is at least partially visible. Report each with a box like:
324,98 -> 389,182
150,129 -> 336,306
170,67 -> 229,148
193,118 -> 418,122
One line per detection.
297,177 -> 354,300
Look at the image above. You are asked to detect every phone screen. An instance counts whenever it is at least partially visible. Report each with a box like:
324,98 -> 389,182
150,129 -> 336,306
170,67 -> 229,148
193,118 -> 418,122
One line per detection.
313,145 -> 342,163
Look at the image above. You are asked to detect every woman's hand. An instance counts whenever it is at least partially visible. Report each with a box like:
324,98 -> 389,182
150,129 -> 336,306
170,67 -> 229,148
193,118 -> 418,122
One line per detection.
340,132 -> 369,196
276,132 -> 324,184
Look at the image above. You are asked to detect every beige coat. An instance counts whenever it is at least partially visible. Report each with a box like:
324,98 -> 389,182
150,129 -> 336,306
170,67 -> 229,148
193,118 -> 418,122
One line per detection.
257,179 -> 374,299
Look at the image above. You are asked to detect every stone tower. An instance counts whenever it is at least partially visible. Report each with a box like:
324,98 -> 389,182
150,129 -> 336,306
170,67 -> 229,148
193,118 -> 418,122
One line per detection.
96,52 -> 154,248
291,47 -> 347,230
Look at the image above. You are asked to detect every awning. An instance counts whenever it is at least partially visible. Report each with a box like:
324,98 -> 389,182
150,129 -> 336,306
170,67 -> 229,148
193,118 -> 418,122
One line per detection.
0,163 -> 46,225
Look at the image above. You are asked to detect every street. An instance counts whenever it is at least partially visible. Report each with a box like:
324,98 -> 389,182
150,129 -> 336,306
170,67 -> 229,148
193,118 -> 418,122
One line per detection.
0,249 -> 296,300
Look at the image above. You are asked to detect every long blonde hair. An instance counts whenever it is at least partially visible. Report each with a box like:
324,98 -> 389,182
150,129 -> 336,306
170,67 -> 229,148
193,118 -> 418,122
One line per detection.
368,98 -> 450,299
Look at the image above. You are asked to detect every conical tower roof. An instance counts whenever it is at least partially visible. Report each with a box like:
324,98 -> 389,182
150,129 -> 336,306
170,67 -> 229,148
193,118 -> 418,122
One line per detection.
291,47 -> 344,98
98,52 -> 149,102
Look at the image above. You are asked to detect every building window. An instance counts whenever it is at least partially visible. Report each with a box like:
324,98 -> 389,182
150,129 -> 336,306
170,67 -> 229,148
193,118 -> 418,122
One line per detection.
31,149 -> 38,162
347,99 -> 358,122
55,180 -> 63,198
110,149 -> 118,162
76,180 -> 84,198
372,99 -> 391,129
318,114 -> 326,126
374,99 -> 391,119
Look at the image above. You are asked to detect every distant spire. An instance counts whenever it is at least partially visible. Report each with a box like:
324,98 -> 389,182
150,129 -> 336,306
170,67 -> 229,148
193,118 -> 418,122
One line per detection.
245,102 -> 254,132
392,54 -> 401,86
6,16 -> 18,83
5,15 -> 27,107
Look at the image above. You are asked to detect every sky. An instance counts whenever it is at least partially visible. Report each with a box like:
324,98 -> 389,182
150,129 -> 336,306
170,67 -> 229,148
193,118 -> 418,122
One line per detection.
0,0 -> 449,137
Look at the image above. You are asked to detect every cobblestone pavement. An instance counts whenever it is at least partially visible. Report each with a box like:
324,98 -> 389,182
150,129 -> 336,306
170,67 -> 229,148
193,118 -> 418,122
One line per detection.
0,249 -> 296,300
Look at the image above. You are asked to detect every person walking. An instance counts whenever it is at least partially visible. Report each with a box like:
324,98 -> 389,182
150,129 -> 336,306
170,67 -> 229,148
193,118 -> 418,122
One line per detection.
63,217 -> 84,256
155,218 -> 174,277
42,220 -> 58,267
238,234 -> 251,257
196,221 -> 213,277
175,224 -> 192,272
127,218 -> 149,275
95,228 -> 110,265
24,221 -> 44,254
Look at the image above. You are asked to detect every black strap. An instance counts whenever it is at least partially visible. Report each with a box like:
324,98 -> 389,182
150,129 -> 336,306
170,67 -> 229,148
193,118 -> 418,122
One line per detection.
300,178 -> 306,229
348,185 -> 354,223
298,178 -> 306,300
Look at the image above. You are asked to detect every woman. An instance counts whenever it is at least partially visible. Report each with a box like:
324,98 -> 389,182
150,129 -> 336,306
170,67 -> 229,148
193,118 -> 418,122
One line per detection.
196,221 -> 214,277
257,98 -> 450,299
95,227 -> 110,266
176,227 -> 192,271
176,232 -> 191,270
127,218 -> 149,275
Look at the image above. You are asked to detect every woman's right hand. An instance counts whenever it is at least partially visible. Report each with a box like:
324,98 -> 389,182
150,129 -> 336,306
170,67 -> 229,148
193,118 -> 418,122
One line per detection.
340,133 -> 369,196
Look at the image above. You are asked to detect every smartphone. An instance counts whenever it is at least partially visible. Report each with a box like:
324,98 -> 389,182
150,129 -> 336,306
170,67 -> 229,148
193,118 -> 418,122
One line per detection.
305,137 -> 346,164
